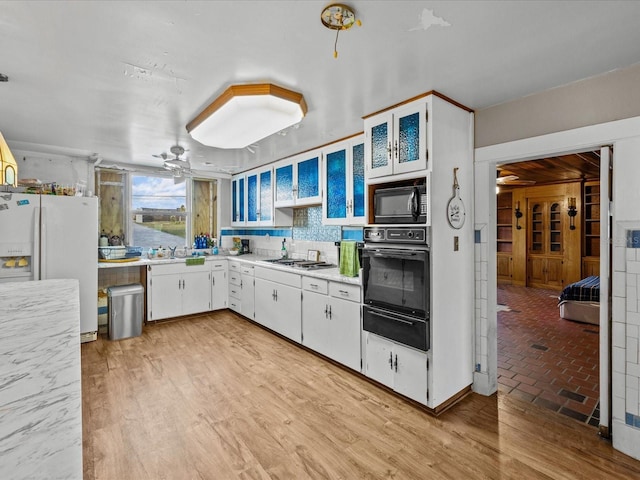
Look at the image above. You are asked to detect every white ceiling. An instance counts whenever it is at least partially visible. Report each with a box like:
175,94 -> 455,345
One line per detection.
2,1 -> 640,176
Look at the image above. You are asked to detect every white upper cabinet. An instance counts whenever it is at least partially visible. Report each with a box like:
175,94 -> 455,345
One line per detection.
230,174 -> 246,227
274,149 -> 322,208
364,98 -> 428,179
322,135 -> 366,226
233,166 -> 293,227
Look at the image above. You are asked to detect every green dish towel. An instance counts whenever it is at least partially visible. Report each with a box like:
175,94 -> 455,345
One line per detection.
339,241 -> 360,277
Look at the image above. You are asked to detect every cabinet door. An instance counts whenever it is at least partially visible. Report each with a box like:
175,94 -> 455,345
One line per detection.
211,269 -> 228,310
323,142 -> 349,225
150,273 -> 182,321
302,290 -> 330,355
254,277 -> 275,329
393,102 -> 427,175
295,154 -> 321,206
274,161 -> 295,207
258,168 -> 273,225
393,343 -> 427,404
241,274 -> 255,319
246,172 -> 259,224
231,176 -> 245,226
271,283 -> 302,342
364,112 -> 393,178
350,140 -> 366,225
329,297 -> 361,371
181,270 -> 211,316
364,333 -> 394,388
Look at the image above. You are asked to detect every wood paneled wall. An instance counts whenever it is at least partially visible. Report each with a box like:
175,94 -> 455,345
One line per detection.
96,170 -> 126,242
192,179 -> 216,237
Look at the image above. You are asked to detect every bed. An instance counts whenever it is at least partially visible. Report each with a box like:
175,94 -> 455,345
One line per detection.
558,275 -> 600,325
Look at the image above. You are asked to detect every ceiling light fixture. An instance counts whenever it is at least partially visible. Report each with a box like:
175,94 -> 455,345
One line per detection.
186,83 -> 307,149
321,3 -> 361,58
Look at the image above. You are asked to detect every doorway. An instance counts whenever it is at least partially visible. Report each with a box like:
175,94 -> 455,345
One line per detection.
492,148 -> 609,428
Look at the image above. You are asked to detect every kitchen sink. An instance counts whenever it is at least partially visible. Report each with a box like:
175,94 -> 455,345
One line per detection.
262,258 -> 336,270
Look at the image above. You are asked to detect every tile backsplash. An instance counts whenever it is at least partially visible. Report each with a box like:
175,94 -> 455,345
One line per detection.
221,206 -> 362,262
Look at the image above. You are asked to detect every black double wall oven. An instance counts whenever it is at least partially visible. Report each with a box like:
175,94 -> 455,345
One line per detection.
362,227 -> 430,352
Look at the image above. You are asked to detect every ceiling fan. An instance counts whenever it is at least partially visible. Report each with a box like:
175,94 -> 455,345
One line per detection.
496,169 -> 536,186
153,145 -> 192,179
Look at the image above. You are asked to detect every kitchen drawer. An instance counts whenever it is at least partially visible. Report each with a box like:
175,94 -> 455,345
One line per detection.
241,265 -> 254,276
302,276 -> 328,294
329,282 -> 360,302
255,266 -> 301,288
210,259 -> 227,271
229,298 -> 241,313
229,272 -> 242,286
229,261 -> 241,272
229,285 -> 241,299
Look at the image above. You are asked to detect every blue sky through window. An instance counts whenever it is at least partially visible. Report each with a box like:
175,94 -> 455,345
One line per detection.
132,176 -> 186,210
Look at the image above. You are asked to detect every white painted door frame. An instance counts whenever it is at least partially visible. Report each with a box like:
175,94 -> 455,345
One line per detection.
474,117 -> 640,433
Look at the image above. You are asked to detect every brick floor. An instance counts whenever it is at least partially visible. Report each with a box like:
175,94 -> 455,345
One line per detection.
497,284 -> 600,427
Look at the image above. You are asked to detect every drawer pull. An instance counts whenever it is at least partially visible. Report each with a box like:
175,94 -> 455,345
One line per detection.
338,289 -> 349,296
310,283 -> 319,289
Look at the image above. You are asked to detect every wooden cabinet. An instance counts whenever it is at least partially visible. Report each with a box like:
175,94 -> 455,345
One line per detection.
527,198 -> 565,289
147,262 -> 211,321
210,259 -> 227,311
497,191 -> 514,284
582,181 -> 600,276
364,332 -> 428,404
301,277 -> 361,371
364,99 -> 428,178
274,149 -> 322,207
322,135 -> 366,225
254,266 -> 301,342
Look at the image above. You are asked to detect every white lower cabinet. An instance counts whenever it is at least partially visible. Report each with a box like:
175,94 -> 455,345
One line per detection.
147,262 -> 211,321
254,266 -> 302,342
240,264 -> 255,320
364,332 -> 428,404
302,278 -> 361,371
210,259 -> 228,311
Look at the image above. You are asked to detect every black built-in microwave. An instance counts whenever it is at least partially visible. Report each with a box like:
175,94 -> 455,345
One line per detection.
372,184 -> 427,224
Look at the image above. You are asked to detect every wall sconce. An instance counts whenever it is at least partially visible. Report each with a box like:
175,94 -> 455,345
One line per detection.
514,200 -> 523,230
567,197 -> 577,230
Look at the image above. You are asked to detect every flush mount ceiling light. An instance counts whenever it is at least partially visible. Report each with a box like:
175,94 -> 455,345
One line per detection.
186,83 -> 307,149
321,3 -> 361,58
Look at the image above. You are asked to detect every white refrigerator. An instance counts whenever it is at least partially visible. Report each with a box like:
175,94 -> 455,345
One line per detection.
0,192 -> 98,342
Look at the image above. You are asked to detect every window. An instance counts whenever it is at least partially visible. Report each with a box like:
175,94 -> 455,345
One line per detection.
130,175 -> 188,250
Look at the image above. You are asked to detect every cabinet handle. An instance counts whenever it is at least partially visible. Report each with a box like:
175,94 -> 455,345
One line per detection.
178,279 -> 181,289
394,140 -> 398,159
310,283 -> 319,289
394,354 -> 398,372
182,279 -> 186,289
389,351 -> 393,369
328,305 -> 332,319
338,289 -> 349,297
386,141 -> 392,160
274,290 -> 278,301
212,276 -> 215,286
324,305 -> 328,318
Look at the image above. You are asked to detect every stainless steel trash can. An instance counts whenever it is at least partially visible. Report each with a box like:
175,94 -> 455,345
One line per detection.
107,284 -> 144,340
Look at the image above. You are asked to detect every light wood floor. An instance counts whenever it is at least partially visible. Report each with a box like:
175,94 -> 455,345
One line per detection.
82,310 -> 640,479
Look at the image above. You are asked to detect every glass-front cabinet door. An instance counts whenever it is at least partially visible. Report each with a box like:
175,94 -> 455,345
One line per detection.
364,98 -> 428,178
274,150 -> 322,208
323,134 -> 365,226
231,175 -> 245,226
246,166 -> 274,226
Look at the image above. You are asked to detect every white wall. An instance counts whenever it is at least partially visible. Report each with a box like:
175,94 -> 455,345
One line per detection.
12,149 -> 95,195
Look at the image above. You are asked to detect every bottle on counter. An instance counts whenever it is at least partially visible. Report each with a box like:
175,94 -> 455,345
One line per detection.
281,238 -> 288,259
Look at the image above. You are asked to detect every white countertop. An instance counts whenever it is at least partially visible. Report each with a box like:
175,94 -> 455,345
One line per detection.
0,279 -> 83,480
99,253 -> 362,285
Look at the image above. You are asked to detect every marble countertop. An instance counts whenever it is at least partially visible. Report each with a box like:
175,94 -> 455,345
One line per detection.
0,279 -> 82,480
99,252 -> 362,285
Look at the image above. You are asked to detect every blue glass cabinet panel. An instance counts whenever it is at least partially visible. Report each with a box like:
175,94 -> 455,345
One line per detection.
247,174 -> 257,222
371,122 -> 389,170
239,177 -> 245,222
232,179 -> 238,222
352,142 -> 365,219
259,170 -> 272,222
398,111 -> 420,165
297,157 -> 319,200
275,164 -> 293,203
326,149 -> 347,220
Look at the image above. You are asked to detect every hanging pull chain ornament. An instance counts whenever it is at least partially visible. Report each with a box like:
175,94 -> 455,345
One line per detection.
447,167 -> 466,229
321,3 -> 362,58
